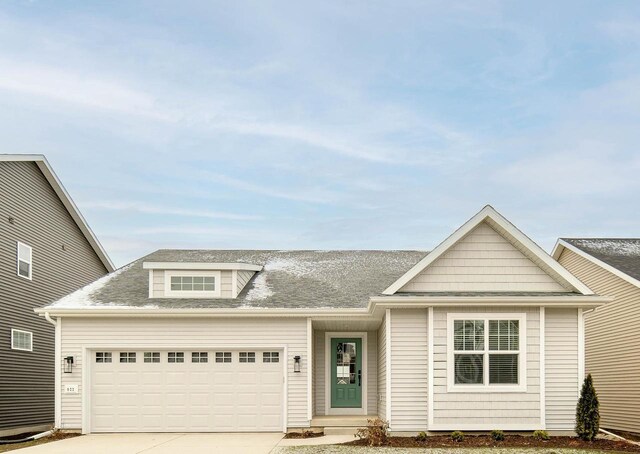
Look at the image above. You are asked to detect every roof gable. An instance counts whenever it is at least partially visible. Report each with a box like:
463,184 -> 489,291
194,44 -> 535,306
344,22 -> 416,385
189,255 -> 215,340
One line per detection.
0,154 -> 114,272
552,239 -> 640,289
384,205 -> 593,295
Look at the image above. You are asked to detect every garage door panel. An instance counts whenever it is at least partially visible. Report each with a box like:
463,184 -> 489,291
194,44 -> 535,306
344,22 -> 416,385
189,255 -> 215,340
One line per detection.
91,349 -> 283,432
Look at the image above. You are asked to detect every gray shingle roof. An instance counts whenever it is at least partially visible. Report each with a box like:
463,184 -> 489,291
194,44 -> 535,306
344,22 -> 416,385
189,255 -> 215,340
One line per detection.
47,249 -> 428,309
563,239 -> 640,282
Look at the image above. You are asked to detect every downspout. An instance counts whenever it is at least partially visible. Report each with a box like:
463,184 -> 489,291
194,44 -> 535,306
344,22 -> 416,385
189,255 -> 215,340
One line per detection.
44,312 -> 62,430
0,430 -> 55,445
44,312 -> 57,327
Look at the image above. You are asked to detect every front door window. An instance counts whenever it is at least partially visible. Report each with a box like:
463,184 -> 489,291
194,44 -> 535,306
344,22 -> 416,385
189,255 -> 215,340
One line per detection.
331,337 -> 362,408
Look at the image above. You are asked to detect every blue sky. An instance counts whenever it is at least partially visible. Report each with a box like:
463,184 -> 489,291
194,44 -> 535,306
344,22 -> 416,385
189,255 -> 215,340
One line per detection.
1,1 -> 639,267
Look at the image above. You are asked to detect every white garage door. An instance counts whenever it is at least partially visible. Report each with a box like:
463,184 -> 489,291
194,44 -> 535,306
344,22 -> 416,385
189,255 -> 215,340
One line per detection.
90,349 -> 283,432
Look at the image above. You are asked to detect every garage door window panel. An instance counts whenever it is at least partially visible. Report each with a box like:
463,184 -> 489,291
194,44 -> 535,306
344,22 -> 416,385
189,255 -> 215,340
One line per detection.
144,352 -> 160,363
192,352 -> 208,363
120,352 -> 136,363
216,352 -> 232,363
96,352 -> 112,363
168,352 -> 184,363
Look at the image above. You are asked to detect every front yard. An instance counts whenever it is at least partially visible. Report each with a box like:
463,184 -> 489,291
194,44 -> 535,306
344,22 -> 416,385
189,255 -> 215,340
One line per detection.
277,449 -> 637,454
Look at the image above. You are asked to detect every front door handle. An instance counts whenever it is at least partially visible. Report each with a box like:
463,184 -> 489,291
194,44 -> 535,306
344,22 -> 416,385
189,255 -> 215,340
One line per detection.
358,369 -> 362,386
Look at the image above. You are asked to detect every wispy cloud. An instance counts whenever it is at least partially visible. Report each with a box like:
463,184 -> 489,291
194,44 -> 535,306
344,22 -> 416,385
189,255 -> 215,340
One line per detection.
80,200 -> 262,221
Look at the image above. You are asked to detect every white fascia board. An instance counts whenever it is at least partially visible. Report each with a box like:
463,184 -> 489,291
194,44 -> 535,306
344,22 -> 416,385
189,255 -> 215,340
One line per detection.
383,205 -> 594,295
143,262 -> 262,271
0,154 -> 115,272
552,239 -> 640,290
35,293 -> 611,318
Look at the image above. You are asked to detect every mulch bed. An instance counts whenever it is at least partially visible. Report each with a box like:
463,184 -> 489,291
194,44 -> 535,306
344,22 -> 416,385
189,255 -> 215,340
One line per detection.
284,431 -> 325,439
345,435 -> 640,452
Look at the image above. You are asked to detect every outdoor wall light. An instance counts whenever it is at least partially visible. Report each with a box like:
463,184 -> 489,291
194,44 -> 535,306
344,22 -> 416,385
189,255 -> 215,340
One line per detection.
64,356 -> 74,374
293,355 -> 301,373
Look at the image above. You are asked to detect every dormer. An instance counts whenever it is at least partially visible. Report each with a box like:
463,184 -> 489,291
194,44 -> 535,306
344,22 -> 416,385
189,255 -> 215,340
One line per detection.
143,262 -> 263,299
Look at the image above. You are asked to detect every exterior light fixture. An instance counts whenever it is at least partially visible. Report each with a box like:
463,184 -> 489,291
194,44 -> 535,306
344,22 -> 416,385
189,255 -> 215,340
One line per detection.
293,355 -> 301,373
64,356 -> 74,374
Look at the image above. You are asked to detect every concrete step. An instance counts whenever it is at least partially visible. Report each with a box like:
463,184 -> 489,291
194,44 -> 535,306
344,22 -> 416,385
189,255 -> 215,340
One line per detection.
323,426 -> 362,436
310,416 -> 369,427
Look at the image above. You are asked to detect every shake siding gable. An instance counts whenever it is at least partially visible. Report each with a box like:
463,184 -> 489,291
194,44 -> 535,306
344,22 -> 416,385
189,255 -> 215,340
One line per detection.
400,222 -> 567,292
557,249 -> 640,434
59,317 -> 309,430
390,309 -> 428,431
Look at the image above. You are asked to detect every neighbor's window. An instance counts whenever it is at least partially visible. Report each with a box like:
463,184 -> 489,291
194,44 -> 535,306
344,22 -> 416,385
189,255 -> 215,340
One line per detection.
170,276 -> 215,292
120,352 -> 136,363
17,242 -> 32,280
192,352 -> 208,363
11,329 -> 33,351
239,352 -> 255,363
215,352 -> 232,363
263,352 -> 279,363
168,352 -> 184,363
95,352 -> 112,363
144,352 -> 160,363
450,315 -> 524,390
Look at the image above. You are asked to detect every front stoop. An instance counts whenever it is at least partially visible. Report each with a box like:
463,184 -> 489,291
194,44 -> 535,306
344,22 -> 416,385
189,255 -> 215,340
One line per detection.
310,415 -> 370,436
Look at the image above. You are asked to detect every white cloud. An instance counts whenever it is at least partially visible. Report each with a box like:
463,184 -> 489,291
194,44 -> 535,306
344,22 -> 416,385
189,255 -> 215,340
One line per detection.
80,200 -> 262,221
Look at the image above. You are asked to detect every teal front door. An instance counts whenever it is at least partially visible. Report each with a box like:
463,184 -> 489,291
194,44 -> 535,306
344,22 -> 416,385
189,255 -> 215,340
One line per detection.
331,338 -> 362,408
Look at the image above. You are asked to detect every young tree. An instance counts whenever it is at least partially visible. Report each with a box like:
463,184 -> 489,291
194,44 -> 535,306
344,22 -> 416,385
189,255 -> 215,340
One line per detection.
575,374 -> 600,441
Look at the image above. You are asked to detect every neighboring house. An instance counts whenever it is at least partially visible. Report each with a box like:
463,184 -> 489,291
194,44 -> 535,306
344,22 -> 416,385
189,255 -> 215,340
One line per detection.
553,239 -> 640,435
0,155 -> 114,437
35,206 -> 608,435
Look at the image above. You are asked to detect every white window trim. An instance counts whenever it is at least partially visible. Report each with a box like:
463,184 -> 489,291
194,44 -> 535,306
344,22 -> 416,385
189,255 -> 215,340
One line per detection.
17,241 -> 32,280
11,329 -> 33,352
447,313 -> 527,393
163,270 -> 221,298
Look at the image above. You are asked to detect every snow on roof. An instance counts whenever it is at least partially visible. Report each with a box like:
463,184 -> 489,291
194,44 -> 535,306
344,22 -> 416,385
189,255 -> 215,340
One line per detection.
563,238 -> 640,282
43,249 -> 428,310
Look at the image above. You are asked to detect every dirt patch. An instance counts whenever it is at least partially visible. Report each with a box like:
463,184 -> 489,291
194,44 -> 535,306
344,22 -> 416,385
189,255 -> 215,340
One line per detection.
344,435 -> 640,452
284,430 -> 325,439
0,432 -> 79,453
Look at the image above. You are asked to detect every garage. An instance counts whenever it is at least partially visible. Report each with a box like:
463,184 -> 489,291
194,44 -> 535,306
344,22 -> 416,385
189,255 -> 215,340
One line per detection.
90,349 -> 284,432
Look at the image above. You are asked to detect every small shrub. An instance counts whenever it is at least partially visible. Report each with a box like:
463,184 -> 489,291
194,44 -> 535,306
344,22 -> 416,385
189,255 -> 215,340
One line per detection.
354,418 -> 389,447
533,430 -> 550,440
415,431 -> 428,442
491,429 -> 505,441
576,374 -> 600,441
451,431 -> 465,442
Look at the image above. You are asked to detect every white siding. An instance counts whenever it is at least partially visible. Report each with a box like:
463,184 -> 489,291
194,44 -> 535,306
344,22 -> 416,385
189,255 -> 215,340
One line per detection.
400,222 -> 567,292
152,270 -> 164,297
545,308 -> 579,431
390,309 -> 428,431
432,306 -> 541,429
313,331 -> 377,416
236,270 -> 255,296
59,317 -> 309,430
377,315 -> 387,420
558,249 -> 640,434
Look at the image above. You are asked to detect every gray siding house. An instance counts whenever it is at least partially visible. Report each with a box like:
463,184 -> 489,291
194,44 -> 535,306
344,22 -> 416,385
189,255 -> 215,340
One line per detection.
0,155 -> 113,436
37,206 -> 608,435
553,239 -> 640,435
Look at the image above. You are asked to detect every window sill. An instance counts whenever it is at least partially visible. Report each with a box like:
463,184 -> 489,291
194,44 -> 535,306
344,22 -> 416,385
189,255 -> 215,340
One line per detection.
446,383 -> 527,393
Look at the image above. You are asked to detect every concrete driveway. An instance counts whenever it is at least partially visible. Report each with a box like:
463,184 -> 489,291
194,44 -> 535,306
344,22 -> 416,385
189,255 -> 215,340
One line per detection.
13,433 -> 285,454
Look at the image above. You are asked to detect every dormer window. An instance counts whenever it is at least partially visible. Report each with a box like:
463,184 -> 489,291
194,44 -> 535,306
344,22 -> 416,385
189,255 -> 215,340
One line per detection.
164,270 -> 221,298
143,261 -> 263,299
171,276 -> 216,292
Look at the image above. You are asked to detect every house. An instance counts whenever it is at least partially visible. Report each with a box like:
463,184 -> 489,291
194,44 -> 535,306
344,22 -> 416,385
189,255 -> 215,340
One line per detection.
0,154 -> 114,437
35,206 -> 608,435
552,238 -> 640,435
